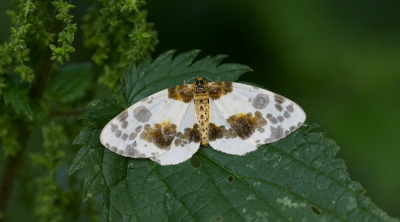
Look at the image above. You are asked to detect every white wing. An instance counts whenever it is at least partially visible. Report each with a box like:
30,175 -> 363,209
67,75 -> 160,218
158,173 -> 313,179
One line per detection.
100,89 -> 197,163
208,82 -> 306,155
151,100 -> 201,165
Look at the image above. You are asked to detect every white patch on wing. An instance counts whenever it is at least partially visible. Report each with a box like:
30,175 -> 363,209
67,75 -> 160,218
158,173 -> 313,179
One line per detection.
208,83 -> 306,154
152,100 -> 201,165
100,89 -> 190,159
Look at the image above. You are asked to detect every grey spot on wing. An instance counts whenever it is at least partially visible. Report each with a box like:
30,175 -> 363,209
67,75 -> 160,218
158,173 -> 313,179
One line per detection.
126,144 -> 144,157
290,126 -> 296,131
115,130 -> 122,138
285,130 -> 290,135
126,143 -> 146,158
132,141 -> 137,148
274,94 -> 285,104
111,124 -> 118,132
297,122 -> 303,127
286,104 -> 294,113
129,132 -> 137,140
275,104 -> 283,112
121,121 -> 128,129
117,149 -> 125,155
266,113 -> 278,124
133,106 -> 152,122
111,146 -> 118,152
278,116 -> 284,122
252,94 -> 270,109
264,126 -> 284,143
122,133 -> 128,141
105,143 -> 110,148
117,110 -> 129,122
248,98 -> 252,102
135,125 -> 142,133
284,111 -> 291,119
150,157 -> 161,164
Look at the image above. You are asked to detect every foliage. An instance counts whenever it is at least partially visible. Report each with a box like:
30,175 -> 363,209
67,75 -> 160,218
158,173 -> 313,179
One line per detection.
30,122 -> 67,222
82,0 -> 158,91
71,51 -> 399,222
0,0 -> 156,221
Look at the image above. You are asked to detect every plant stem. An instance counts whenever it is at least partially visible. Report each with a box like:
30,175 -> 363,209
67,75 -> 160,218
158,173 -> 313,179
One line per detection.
0,122 -> 30,214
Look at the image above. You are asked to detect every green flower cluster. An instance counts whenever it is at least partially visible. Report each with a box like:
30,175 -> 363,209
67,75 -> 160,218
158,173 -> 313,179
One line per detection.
82,0 -> 158,91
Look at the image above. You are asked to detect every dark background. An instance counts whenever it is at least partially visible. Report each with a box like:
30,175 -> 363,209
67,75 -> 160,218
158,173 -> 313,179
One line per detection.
1,0 -> 399,219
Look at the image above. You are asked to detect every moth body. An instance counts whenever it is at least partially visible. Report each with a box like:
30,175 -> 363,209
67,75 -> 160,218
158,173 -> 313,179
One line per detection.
193,78 -> 210,146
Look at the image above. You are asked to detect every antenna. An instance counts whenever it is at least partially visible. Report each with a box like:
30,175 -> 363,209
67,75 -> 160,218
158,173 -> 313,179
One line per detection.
203,77 -> 214,82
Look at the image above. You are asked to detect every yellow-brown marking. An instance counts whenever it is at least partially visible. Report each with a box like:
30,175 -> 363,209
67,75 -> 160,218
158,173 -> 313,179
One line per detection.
174,124 -> 201,147
208,123 -> 237,141
168,84 -> 194,103
208,82 -> 233,100
140,122 -> 177,149
227,111 -> 267,140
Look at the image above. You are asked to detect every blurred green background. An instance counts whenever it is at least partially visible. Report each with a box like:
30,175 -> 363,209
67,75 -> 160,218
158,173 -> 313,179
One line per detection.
1,0 -> 399,219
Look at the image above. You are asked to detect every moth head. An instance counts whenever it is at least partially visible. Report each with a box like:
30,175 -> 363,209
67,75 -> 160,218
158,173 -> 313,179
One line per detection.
194,77 -> 207,93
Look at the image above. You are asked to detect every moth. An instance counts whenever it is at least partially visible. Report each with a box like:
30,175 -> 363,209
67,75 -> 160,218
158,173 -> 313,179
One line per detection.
100,77 -> 306,165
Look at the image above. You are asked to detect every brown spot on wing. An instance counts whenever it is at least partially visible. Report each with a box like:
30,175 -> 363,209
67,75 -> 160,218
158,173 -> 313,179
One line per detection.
266,113 -> 278,124
174,124 -> 201,147
286,104 -> 294,113
208,82 -> 233,100
121,121 -> 128,129
115,130 -> 122,138
275,104 -> 283,112
117,110 -> 129,122
111,124 -> 118,132
168,84 -> 193,103
284,111 -> 291,119
140,122 -> 177,149
208,123 -> 237,141
227,111 -> 267,140
274,94 -> 285,104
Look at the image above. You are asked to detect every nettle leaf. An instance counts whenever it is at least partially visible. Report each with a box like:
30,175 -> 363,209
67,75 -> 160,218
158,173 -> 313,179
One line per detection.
71,50 -> 398,222
47,63 -> 94,102
3,82 -> 33,120
120,49 -> 252,105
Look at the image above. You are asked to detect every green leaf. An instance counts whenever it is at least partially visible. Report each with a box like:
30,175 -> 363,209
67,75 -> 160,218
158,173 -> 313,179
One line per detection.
3,83 -> 33,120
46,63 -> 94,102
71,50 -> 398,222
120,49 -> 252,105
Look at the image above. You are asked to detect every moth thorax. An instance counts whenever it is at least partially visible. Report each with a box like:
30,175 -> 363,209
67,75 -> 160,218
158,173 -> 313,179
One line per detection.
194,79 -> 207,94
